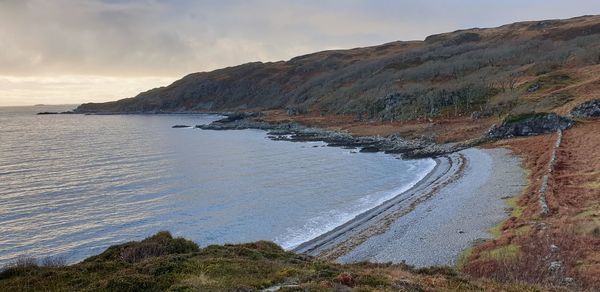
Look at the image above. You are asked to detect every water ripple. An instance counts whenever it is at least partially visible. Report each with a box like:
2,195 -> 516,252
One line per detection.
0,106 -> 433,265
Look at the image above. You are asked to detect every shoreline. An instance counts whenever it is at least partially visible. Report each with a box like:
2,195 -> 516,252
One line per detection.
39,111 -> 526,268
293,153 -> 461,257
295,147 -> 526,268
195,113 -> 486,159
191,113 -> 527,266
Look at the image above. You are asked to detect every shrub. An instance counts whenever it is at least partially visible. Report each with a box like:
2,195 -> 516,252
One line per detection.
118,231 -> 199,263
41,256 -> 66,267
335,272 -> 355,286
0,256 -> 38,280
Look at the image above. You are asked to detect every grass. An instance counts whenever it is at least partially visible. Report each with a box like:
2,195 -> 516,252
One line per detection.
575,207 -> 600,219
575,221 -> 600,237
514,225 -> 532,236
480,244 -> 521,262
0,232 -> 539,291
487,196 -> 525,238
503,112 -> 549,124
456,247 -> 474,269
584,181 -> 600,189
506,197 -> 524,218
574,206 -> 600,237
488,224 -> 504,238
535,73 -> 575,87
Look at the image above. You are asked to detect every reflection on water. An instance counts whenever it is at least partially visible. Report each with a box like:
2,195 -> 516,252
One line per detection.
0,106 -> 434,265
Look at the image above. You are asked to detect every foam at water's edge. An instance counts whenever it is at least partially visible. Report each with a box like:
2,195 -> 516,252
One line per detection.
0,108 -> 441,266
278,158 -> 437,250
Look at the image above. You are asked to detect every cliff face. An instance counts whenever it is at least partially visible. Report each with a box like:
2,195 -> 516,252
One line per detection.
76,15 -> 600,120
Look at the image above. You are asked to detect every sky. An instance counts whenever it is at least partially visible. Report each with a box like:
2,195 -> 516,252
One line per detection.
0,0 -> 599,106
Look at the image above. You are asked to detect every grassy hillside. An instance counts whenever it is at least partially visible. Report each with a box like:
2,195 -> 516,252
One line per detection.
462,120 -> 600,290
76,15 -> 600,122
0,232 -> 539,291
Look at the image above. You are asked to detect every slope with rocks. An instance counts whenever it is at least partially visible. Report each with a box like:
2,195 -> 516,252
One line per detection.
76,15 -> 600,125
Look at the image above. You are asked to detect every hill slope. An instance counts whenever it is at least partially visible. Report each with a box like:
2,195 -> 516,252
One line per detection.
76,15 -> 600,121
0,231 -> 537,291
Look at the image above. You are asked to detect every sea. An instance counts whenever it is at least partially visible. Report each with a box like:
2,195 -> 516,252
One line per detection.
0,105 -> 435,265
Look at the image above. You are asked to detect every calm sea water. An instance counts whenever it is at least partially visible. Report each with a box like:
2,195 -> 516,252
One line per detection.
0,105 -> 434,265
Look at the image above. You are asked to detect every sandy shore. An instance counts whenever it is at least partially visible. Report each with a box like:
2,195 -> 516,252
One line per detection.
294,147 -> 526,267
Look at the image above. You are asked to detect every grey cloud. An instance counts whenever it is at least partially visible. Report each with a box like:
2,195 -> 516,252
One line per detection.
1,0 -> 599,77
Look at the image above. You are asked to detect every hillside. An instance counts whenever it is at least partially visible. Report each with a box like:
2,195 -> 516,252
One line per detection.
76,15 -> 600,122
0,231 -> 538,291
57,15 -> 600,291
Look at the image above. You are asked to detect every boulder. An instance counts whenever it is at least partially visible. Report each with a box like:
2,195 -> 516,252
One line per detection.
571,99 -> 600,118
488,112 -> 574,139
527,83 -> 541,93
549,261 -> 563,272
359,146 -> 380,153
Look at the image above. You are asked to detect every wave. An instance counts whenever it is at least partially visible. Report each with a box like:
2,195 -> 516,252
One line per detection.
276,158 -> 437,250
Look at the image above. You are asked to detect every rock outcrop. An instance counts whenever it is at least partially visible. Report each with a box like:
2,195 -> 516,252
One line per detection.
196,113 -> 464,159
571,99 -> 600,118
488,113 -> 574,139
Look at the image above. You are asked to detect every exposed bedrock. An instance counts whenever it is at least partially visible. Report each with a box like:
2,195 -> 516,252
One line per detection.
571,98 -> 600,118
196,114 -> 457,159
488,112 -> 574,139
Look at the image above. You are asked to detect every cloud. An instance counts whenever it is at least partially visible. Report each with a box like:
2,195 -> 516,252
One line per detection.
0,0 -> 598,105
0,75 -> 177,106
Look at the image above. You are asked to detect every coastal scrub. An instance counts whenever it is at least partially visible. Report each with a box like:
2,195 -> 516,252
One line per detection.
0,232 -> 539,291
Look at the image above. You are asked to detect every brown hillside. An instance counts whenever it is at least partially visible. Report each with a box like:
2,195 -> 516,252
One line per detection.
76,15 -> 600,124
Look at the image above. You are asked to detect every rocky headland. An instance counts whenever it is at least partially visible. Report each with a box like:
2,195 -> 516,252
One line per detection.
194,110 -> 575,160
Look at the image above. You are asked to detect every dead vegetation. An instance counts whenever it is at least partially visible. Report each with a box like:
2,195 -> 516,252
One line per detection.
462,121 -> 600,290
78,15 -> 600,125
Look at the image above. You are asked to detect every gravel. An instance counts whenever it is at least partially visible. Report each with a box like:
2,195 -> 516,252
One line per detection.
336,148 -> 526,267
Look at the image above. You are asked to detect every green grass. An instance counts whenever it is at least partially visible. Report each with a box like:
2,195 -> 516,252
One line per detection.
503,112 -> 549,124
487,196 -> 524,238
0,232 -> 540,291
506,197 -> 524,218
536,73 -> 575,87
480,244 -> 521,261
488,224 -> 504,238
456,247 -> 474,270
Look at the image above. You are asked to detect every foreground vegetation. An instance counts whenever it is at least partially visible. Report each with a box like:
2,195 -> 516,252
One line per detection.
0,231 -> 541,291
